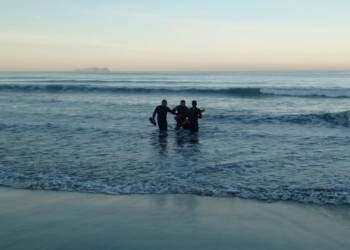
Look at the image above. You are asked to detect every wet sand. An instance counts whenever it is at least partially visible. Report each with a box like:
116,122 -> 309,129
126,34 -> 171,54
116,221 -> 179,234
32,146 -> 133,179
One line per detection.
0,187 -> 349,250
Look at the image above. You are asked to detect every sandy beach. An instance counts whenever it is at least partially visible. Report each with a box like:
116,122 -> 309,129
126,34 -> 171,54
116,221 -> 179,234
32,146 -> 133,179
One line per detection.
0,187 -> 349,250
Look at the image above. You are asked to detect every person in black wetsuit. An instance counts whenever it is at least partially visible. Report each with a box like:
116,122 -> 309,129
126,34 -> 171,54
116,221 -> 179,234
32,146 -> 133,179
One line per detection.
152,100 -> 176,131
186,100 -> 202,132
172,100 -> 188,129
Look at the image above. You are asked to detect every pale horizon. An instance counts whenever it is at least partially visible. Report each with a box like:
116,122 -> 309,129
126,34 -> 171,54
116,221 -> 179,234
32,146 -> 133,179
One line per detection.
1,0 -> 350,72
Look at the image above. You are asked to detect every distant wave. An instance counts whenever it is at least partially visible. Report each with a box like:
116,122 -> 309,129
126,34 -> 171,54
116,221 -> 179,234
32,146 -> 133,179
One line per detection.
206,111 -> 350,127
0,84 -> 262,95
1,83 -> 350,98
0,79 -> 192,84
260,88 -> 350,98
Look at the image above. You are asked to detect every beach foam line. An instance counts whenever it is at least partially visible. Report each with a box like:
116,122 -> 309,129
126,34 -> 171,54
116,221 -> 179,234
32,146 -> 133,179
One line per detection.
0,165 -> 349,205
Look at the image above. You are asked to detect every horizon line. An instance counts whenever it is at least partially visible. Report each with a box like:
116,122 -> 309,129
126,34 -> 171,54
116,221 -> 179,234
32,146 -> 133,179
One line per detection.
1,70 -> 350,73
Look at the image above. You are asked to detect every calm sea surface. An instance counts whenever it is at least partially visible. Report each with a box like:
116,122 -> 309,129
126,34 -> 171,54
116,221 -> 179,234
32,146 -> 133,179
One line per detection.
1,71 -> 350,204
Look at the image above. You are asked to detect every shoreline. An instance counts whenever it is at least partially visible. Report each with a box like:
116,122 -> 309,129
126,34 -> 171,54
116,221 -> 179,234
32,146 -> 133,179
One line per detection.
1,187 -> 350,250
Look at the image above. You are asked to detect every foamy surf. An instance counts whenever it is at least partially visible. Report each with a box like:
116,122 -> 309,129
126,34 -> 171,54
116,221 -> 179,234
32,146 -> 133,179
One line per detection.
1,71 -> 349,205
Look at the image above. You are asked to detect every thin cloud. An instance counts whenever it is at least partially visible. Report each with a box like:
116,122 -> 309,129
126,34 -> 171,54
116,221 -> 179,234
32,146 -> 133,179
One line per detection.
0,32 -> 180,53
92,8 -> 269,31
90,39 -> 181,52
0,33 -> 55,42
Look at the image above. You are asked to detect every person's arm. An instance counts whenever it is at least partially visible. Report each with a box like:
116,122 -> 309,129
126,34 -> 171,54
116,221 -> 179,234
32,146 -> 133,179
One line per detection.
152,106 -> 158,120
172,106 -> 179,115
167,107 -> 177,115
198,108 -> 202,119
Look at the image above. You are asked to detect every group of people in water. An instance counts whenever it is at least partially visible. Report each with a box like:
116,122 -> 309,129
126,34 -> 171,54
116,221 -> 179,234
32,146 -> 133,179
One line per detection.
150,100 -> 203,132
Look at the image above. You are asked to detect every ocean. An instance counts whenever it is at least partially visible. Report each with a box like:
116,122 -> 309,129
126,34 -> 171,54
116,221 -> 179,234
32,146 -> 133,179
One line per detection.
0,71 -> 349,204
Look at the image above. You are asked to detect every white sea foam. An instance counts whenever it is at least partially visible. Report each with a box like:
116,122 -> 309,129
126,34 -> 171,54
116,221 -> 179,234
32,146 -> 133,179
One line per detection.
1,163 -> 349,204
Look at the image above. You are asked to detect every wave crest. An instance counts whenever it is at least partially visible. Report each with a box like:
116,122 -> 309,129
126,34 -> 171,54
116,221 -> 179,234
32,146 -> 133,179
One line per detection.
261,88 -> 350,98
206,110 -> 350,127
1,84 -> 350,98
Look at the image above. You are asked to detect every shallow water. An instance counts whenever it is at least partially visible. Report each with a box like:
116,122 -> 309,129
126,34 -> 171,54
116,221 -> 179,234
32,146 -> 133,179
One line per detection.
1,71 -> 350,204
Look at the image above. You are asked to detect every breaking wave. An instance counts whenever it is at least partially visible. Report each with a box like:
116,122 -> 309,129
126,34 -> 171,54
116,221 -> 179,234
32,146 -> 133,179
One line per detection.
1,83 -> 350,98
0,165 -> 349,205
206,110 -> 350,127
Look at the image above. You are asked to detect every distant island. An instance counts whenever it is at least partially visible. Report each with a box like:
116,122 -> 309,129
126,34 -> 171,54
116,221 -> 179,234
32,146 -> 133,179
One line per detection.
73,67 -> 110,72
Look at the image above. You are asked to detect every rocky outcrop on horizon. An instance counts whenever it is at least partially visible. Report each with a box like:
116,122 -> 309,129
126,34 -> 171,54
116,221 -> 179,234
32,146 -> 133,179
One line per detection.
73,68 -> 110,72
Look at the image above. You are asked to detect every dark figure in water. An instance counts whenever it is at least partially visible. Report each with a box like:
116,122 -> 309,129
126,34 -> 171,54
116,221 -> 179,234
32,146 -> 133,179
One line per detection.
186,100 -> 202,132
173,100 -> 188,129
152,100 -> 176,131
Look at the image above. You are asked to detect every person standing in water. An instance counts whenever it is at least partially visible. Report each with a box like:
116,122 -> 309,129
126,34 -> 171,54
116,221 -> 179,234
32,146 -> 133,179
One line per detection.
173,100 -> 188,129
186,100 -> 202,132
152,100 -> 176,131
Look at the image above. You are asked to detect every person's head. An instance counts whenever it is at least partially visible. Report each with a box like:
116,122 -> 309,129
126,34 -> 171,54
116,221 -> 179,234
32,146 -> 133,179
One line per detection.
161,99 -> 167,107
180,100 -> 186,107
192,100 -> 197,107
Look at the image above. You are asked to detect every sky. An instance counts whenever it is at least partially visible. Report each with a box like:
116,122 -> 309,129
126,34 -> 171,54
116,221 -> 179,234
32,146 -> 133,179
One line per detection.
1,0 -> 350,71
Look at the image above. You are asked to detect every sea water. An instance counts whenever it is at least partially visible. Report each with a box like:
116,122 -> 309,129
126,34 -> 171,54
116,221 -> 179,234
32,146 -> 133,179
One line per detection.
0,71 -> 349,204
